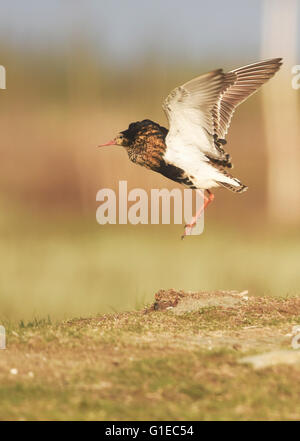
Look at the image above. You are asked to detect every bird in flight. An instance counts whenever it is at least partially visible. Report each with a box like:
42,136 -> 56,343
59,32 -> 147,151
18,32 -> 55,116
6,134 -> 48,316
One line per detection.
99,58 -> 282,238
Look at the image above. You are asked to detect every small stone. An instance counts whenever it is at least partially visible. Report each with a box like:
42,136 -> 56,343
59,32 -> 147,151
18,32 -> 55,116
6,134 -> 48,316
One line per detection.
240,290 -> 249,296
10,368 -> 18,375
240,350 -> 300,369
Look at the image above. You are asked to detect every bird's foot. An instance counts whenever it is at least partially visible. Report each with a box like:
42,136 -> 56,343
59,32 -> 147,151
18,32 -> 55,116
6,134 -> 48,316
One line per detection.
181,221 -> 196,239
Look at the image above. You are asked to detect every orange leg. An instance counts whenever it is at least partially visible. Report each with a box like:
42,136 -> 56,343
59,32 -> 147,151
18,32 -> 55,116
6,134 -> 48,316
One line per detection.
181,190 -> 215,239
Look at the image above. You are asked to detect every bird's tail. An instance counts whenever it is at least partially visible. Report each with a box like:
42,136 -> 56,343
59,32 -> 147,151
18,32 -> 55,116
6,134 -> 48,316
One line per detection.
218,175 -> 248,193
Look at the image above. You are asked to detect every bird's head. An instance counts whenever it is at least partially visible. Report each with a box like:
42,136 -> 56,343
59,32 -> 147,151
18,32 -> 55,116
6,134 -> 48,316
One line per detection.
98,132 -> 130,148
98,122 -> 144,149
98,120 -> 161,151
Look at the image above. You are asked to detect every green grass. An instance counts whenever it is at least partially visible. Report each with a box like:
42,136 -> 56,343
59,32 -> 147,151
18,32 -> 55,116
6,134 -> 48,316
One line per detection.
1,207 -> 300,322
1,361 -> 299,421
1,208 -> 300,420
1,296 -> 300,421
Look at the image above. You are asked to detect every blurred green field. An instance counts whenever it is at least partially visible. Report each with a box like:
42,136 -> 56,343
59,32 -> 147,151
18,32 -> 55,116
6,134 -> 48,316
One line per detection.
1,202 -> 300,322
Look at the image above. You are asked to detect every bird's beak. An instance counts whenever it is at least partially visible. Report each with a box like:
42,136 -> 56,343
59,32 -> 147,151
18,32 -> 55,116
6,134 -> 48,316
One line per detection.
97,139 -> 116,147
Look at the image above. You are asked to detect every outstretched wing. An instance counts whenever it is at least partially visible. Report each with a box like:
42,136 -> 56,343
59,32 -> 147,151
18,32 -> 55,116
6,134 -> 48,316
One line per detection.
163,69 -> 225,159
214,58 -> 282,139
163,58 -> 282,161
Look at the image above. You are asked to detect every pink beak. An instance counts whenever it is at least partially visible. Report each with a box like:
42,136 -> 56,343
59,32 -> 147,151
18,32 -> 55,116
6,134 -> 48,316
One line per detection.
97,139 -> 116,147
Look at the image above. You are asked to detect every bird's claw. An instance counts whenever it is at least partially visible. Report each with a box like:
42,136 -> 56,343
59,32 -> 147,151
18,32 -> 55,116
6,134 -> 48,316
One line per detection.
181,222 -> 196,239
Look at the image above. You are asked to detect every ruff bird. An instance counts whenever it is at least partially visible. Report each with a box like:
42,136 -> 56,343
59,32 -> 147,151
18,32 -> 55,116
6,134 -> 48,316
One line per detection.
99,58 -> 282,237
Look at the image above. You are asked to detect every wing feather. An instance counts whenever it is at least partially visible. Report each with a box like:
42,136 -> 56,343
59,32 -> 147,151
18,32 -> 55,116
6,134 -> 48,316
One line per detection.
214,58 -> 282,139
162,58 -> 282,189
163,58 -> 282,156
163,69 -> 225,157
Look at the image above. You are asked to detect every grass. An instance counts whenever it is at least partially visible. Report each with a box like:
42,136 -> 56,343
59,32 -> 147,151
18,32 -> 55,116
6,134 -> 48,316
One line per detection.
1,207 -> 300,322
1,203 -> 300,421
1,294 -> 300,420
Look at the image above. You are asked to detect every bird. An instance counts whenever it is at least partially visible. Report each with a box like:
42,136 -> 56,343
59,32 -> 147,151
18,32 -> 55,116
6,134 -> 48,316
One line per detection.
99,58 -> 282,238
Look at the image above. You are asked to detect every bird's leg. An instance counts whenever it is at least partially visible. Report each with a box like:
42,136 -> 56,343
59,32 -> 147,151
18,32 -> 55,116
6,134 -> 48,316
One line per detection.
181,190 -> 215,239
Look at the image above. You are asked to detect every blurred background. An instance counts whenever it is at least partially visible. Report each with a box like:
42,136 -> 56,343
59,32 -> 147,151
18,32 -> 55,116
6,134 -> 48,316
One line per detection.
0,0 -> 300,321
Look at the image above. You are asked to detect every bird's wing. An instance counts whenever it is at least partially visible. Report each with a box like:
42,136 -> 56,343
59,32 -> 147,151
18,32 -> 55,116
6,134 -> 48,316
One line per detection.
214,58 -> 282,139
163,69 -> 225,159
163,58 -> 282,162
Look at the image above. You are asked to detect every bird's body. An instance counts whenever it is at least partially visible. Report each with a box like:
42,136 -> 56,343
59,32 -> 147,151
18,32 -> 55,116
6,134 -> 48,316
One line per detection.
122,118 -> 242,192
120,120 -> 197,188
99,58 -> 282,236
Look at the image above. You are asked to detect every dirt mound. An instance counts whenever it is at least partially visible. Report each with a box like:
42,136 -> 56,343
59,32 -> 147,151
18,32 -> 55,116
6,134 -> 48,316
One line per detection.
150,288 -> 249,313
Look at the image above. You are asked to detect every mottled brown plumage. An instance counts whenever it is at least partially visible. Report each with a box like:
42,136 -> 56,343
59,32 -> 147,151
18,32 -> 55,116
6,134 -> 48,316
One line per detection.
118,119 -> 200,188
122,120 -> 167,170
